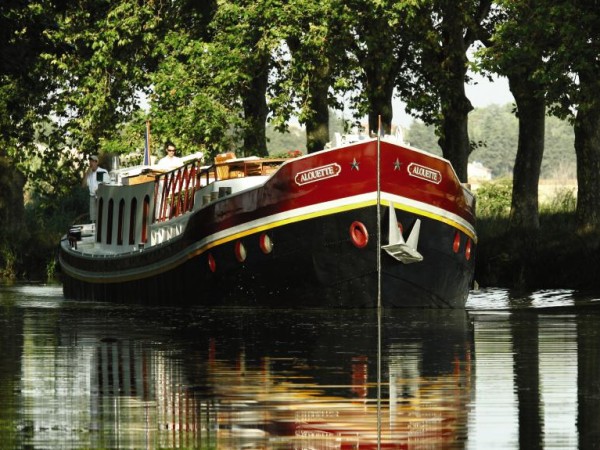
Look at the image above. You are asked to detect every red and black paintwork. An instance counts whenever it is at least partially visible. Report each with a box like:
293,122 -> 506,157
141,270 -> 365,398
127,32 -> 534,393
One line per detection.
60,139 -> 477,308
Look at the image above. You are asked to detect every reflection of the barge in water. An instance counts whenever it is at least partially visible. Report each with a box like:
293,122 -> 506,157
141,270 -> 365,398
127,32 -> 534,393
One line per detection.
89,309 -> 473,448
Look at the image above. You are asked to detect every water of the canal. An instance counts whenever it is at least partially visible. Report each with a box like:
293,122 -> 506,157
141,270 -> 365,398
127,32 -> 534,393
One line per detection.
1,284 -> 598,449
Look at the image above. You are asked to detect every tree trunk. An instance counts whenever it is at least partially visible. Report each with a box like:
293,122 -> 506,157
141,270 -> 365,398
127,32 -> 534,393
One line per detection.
508,76 -> 545,231
305,78 -> 330,154
366,76 -> 394,136
574,82 -> 600,234
360,29 -> 403,134
439,95 -> 472,182
0,156 -> 26,252
242,55 -> 269,157
437,1 -> 473,183
286,34 -> 330,154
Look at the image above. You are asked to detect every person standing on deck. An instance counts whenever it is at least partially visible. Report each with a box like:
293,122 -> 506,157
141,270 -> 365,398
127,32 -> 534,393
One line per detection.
157,141 -> 182,170
83,155 -> 108,222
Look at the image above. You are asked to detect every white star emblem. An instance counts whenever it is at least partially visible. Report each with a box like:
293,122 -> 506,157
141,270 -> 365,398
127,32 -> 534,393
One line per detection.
393,159 -> 402,171
350,158 -> 360,170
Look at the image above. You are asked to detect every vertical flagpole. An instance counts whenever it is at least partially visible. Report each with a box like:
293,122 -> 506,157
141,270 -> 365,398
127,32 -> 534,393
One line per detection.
376,115 -> 382,307
376,115 -> 382,450
144,120 -> 151,166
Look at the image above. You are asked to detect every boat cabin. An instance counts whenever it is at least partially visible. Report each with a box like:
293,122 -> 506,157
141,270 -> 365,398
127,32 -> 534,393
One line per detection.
67,153 -> 289,255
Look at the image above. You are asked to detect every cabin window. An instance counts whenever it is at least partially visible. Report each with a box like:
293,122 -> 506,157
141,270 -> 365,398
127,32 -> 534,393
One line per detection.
142,195 -> 150,243
117,199 -> 125,245
107,199 -> 114,245
96,198 -> 104,243
129,198 -> 137,245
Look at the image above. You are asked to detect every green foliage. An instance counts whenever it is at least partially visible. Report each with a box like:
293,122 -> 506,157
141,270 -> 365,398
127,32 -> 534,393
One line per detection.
98,114 -> 150,159
476,0 -> 551,89
46,257 -> 58,283
470,105 -> 576,178
542,2 -> 600,121
41,0 -> 161,154
475,180 -> 579,272
20,121 -> 84,203
475,178 -> 513,218
265,108 -> 364,154
329,0 -> 412,133
16,186 -> 89,282
0,246 -> 17,281
149,35 -> 240,159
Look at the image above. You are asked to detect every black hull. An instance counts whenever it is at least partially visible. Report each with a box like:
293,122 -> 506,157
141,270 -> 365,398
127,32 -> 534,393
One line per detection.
61,205 -> 475,308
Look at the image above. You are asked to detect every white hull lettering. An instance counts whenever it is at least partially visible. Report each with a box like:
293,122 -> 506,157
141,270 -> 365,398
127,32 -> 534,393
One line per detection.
407,162 -> 442,184
295,163 -> 341,186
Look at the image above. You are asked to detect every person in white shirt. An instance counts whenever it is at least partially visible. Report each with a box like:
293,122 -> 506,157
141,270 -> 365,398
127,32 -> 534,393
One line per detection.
83,155 -> 108,222
157,141 -> 182,170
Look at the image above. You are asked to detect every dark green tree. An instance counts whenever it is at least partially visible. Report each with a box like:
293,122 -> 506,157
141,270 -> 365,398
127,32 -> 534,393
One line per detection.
206,0 -> 274,157
43,0 -> 160,155
148,24 -> 240,159
544,1 -> 600,234
334,0 -> 411,136
477,1 -> 551,231
0,0 -> 68,271
271,0 -> 344,153
400,0 -> 492,182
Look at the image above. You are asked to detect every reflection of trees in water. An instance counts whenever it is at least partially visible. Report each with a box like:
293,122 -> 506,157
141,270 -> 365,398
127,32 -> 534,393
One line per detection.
511,311 -> 542,450
472,308 -> 584,449
576,313 -> 600,449
0,304 -> 24,449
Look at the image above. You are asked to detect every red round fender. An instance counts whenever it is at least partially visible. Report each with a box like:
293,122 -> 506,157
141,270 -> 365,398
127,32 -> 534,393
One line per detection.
208,253 -> 216,272
453,230 -> 461,253
259,233 -> 273,254
349,221 -> 369,248
235,241 -> 247,262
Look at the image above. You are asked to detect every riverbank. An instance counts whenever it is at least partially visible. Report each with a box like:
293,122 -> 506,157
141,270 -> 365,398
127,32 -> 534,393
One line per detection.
2,185 -> 597,293
474,212 -> 600,291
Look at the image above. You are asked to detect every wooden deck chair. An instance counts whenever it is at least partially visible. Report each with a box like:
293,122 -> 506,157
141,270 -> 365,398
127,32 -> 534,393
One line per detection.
215,152 -> 236,180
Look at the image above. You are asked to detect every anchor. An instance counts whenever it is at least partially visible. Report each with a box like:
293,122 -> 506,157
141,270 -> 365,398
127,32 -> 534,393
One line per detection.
382,203 -> 423,264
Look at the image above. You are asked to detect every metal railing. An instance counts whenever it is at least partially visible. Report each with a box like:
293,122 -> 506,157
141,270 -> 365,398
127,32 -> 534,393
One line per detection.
153,160 -> 201,223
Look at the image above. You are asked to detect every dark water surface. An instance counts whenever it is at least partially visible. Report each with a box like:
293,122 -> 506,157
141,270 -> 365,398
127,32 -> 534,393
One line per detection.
1,285 -> 600,449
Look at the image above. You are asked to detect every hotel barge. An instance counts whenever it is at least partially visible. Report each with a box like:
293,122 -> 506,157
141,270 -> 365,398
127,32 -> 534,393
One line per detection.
59,137 -> 477,308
